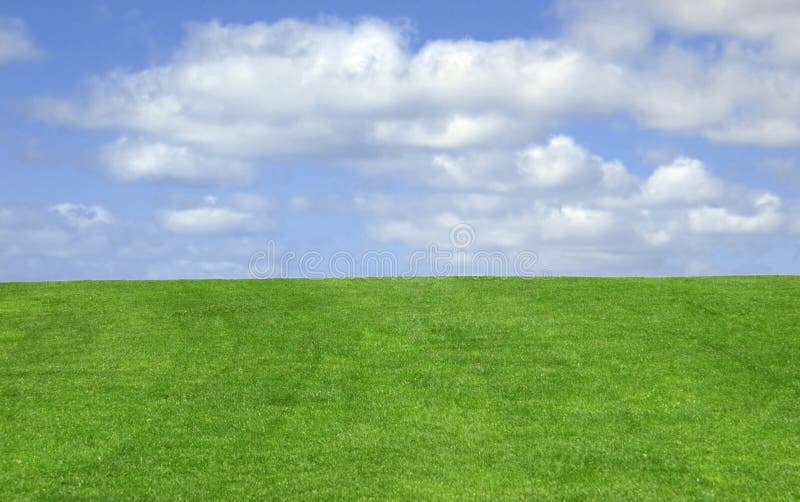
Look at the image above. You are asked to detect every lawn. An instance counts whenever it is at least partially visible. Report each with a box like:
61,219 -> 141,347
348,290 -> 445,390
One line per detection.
1,277 -> 799,499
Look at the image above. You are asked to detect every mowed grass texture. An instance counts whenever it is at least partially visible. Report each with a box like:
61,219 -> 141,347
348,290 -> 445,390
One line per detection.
1,277 -> 799,499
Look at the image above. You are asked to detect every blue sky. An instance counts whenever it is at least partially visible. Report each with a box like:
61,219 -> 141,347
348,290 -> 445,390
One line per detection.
1,0 -> 800,280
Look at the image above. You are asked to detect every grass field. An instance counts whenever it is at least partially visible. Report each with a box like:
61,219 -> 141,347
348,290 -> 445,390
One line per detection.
1,277 -> 799,499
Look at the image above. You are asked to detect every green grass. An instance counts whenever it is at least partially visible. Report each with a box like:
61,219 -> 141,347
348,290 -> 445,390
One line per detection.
1,277 -> 799,499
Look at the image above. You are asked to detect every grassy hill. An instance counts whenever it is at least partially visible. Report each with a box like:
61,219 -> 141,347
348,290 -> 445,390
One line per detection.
1,277 -> 799,499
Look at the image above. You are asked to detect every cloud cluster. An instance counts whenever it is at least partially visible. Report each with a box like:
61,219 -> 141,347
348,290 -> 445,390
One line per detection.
36,14 -> 800,187
360,134 -> 795,274
358,135 -> 639,195
0,200 -> 269,281
558,0 -> 800,146
0,203 -> 128,280
18,12 -> 800,277
36,17 -> 623,181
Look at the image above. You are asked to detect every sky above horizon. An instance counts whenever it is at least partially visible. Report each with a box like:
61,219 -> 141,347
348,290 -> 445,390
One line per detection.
2,0 -> 800,280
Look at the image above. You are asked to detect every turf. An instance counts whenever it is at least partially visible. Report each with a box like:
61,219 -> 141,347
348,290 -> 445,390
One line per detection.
1,277 -> 799,499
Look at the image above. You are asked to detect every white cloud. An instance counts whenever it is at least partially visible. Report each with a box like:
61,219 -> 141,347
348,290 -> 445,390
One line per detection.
29,18 -> 622,189
688,206 -> 782,235
0,17 -> 42,64
705,120 -> 800,148
358,134 -> 794,274
639,157 -> 723,206
540,205 -> 615,241
159,193 -> 271,235
160,207 -> 253,234
350,135 -> 638,196
518,135 -> 618,190
365,202 -> 620,250
35,18 -> 624,163
34,12 -> 800,186
100,137 -> 254,185
561,0 -> 800,61
18,13 -> 800,276
0,205 -> 120,265
688,193 -> 784,235
0,202 -> 273,281
49,203 -> 113,229
372,114 -> 518,150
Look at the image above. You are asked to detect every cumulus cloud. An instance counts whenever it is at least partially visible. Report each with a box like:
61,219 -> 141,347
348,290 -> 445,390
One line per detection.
350,135 -> 639,196
0,17 -> 42,63
19,13 -> 800,276
33,13 -> 800,191
556,1 -> 800,144
359,135 -> 795,274
35,17 -> 624,169
517,135 -> 636,192
639,158 -> 724,206
517,136 -> 603,189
